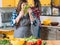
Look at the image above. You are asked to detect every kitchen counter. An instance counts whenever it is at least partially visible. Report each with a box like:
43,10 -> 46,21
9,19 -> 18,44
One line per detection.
41,25 -> 60,29
11,39 -> 60,45
0,37 -> 60,45
0,26 -> 14,31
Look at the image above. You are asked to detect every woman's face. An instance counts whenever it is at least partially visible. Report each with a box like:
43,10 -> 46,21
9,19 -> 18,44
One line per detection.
21,2 -> 27,10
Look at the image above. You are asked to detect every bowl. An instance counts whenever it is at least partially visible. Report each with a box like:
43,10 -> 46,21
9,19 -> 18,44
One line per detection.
51,22 -> 59,26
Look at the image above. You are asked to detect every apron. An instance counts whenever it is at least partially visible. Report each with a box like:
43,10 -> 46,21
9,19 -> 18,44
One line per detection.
14,15 -> 31,38
31,18 -> 40,38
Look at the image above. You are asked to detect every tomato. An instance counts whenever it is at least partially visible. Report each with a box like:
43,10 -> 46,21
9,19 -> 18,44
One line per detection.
26,42 -> 35,45
37,39 -> 42,45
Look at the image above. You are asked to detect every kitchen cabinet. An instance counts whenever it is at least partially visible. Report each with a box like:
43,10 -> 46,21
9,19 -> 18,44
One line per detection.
27,0 -> 34,6
56,29 -> 60,40
2,0 -> 15,7
52,0 -> 60,6
15,0 -> 19,7
40,27 -> 49,40
47,28 -> 57,40
41,26 -> 60,40
15,0 -> 34,7
40,0 -> 51,6
40,27 -> 57,40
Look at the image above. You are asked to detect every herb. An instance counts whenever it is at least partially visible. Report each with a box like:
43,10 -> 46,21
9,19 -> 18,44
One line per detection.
0,39 -> 10,45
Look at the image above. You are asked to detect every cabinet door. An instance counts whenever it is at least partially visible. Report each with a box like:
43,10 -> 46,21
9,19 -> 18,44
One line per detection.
27,0 -> 34,6
40,27 -> 49,40
2,0 -> 15,7
40,0 -> 51,6
57,29 -> 60,40
10,0 -> 15,7
40,27 -> 57,40
53,0 -> 60,6
15,0 -> 19,7
48,28 -> 57,40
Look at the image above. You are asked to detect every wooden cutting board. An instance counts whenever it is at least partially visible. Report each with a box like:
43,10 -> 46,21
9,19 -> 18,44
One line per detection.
45,40 -> 60,45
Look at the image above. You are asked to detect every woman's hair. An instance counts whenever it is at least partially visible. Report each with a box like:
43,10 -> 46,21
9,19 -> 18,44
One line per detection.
16,0 -> 27,14
33,0 -> 41,19
34,0 -> 41,9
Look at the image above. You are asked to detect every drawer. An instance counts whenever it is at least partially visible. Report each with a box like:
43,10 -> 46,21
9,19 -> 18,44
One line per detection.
57,29 -> 60,36
48,28 -> 56,34
48,34 -> 56,40
48,37 -> 56,40
48,34 -> 56,37
40,27 -> 49,40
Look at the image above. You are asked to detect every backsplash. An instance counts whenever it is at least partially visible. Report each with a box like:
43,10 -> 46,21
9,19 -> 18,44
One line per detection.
40,16 -> 60,23
0,8 -> 15,12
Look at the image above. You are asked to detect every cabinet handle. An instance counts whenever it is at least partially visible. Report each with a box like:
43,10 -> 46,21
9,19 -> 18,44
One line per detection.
49,29 -> 51,31
58,30 -> 60,31
8,5 -> 11,6
44,4 -> 46,5
48,4 -> 50,5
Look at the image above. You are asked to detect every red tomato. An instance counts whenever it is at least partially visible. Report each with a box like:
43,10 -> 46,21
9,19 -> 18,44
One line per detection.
26,42 -> 35,45
37,39 -> 42,45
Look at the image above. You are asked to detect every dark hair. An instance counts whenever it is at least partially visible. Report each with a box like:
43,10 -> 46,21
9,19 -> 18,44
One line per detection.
16,0 -> 27,14
33,0 -> 41,18
34,0 -> 41,9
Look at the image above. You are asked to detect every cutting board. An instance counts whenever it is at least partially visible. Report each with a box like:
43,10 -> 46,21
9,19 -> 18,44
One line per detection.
45,40 -> 60,45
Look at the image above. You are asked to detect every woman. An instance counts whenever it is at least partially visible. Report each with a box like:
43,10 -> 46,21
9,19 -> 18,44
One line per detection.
31,0 -> 41,38
11,0 -> 35,38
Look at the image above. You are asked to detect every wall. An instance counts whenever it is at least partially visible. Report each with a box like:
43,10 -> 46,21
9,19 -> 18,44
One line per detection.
0,12 -> 2,27
0,0 -> 3,26
0,0 -> 2,7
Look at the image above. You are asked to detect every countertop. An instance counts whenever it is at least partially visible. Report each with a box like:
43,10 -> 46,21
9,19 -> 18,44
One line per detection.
0,38 -> 60,45
0,25 -> 60,31
41,25 -> 60,29
11,40 -> 60,45
44,40 -> 60,45
0,26 -> 14,31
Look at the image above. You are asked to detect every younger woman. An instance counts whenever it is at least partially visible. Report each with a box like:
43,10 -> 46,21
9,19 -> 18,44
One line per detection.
11,0 -> 35,38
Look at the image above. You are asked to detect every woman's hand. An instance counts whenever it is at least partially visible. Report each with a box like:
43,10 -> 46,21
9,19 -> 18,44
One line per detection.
28,8 -> 35,22
27,8 -> 32,14
15,10 -> 24,23
19,10 -> 25,17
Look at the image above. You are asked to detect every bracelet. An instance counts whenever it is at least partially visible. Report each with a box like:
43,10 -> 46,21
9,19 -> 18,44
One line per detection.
31,22 -> 33,24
